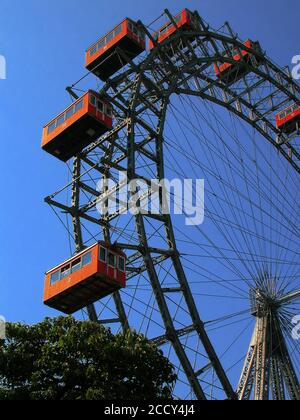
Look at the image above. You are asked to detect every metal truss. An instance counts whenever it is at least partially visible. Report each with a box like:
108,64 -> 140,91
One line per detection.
45,9 -> 300,399
237,290 -> 300,400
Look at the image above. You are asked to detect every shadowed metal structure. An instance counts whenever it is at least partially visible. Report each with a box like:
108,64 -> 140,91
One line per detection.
238,284 -> 299,400
45,8 -> 300,399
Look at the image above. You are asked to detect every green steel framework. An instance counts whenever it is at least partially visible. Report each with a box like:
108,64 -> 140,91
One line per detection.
45,9 -> 300,400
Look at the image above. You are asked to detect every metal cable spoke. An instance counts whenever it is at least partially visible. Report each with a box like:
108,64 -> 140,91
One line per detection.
45,8 -> 300,399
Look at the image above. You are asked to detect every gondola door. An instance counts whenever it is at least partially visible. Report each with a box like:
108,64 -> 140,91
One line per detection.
107,251 -> 118,281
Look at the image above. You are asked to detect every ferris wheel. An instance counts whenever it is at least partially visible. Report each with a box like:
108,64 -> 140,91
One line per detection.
42,8 -> 300,400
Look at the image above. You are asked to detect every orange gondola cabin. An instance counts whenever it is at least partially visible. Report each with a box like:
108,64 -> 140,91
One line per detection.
276,103 -> 300,134
44,242 -> 127,314
85,19 -> 146,80
214,40 -> 262,85
149,9 -> 199,50
42,90 -> 113,162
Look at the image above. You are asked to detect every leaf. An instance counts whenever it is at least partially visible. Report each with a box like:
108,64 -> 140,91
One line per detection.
0,317 -> 176,400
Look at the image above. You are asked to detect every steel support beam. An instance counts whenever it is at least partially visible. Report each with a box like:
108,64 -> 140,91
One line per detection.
46,10 -> 300,400
278,289 -> 300,305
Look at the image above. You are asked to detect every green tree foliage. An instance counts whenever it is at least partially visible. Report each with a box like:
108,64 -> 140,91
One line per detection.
0,317 -> 176,400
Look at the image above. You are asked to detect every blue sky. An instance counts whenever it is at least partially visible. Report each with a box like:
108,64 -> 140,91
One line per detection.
0,0 -> 299,327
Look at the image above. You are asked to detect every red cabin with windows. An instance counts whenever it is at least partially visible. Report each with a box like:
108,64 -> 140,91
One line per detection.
276,103 -> 300,134
214,40 -> 262,84
42,91 -> 113,162
85,18 -> 146,80
44,242 -> 127,314
149,9 -> 198,50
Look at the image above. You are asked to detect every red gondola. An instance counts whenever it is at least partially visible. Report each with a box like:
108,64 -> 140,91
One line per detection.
149,9 -> 199,50
44,242 -> 127,314
276,103 -> 300,134
42,90 -> 113,162
214,39 -> 262,84
85,18 -> 146,80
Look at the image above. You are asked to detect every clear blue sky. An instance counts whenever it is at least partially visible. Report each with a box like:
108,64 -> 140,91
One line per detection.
0,0 -> 299,327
